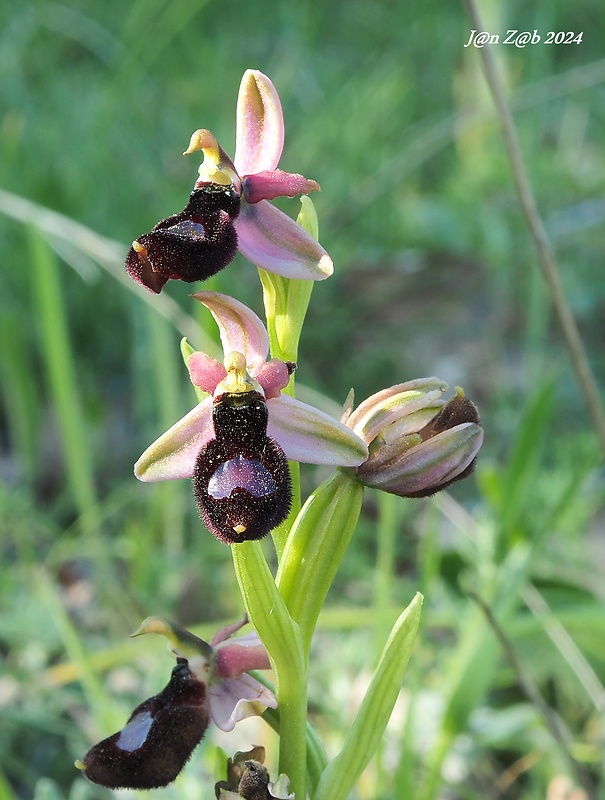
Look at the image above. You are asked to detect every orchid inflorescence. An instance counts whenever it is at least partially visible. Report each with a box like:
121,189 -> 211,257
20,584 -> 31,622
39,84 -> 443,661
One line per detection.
78,69 -> 484,796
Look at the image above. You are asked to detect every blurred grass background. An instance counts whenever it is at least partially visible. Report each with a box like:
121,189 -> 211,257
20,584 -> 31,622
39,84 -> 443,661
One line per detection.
1,0 -> 604,798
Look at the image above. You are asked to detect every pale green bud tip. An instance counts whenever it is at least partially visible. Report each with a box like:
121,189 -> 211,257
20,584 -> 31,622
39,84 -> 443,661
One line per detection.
180,337 -> 196,365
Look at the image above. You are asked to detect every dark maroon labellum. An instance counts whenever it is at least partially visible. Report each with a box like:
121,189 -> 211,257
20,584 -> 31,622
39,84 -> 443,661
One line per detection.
125,184 -> 241,293
193,390 -> 292,544
80,661 -> 209,790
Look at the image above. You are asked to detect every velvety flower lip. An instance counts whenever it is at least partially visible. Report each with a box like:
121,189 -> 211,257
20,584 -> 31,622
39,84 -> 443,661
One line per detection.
77,616 -> 274,790
126,70 -> 332,293
346,379 -> 484,498
134,292 -> 368,483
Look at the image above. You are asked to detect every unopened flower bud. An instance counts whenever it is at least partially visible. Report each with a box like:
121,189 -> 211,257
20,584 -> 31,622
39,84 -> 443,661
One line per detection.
348,380 -> 483,497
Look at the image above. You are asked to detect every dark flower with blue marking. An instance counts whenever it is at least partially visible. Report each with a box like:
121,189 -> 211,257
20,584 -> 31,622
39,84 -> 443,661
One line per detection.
77,617 -> 276,790
192,355 -> 293,543
134,292 -> 368,543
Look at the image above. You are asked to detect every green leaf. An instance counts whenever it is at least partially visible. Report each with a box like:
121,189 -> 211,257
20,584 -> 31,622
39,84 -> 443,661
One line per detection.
314,593 -> 423,800
28,227 -> 99,531
277,469 -> 364,651
232,542 -> 304,677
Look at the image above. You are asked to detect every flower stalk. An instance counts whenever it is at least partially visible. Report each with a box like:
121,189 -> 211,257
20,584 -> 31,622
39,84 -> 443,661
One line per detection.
83,67 -> 487,800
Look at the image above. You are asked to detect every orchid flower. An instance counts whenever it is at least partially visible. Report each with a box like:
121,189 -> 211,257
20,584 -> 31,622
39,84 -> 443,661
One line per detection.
126,69 -> 332,293
77,617 -> 276,790
134,291 -> 368,485
345,378 -> 484,497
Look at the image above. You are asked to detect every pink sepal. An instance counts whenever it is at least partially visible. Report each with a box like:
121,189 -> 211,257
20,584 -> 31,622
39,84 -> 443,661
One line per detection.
191,291 -> 269,375
266,394 -> 368,466
234,70 -> 284,175
208,673 -> 277,733
134,397 -> 213,481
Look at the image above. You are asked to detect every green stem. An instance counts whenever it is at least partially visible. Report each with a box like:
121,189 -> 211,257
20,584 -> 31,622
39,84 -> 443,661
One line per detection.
257,267 -> 308,558
28,228 -> 99,531
231,542 -> 307,799
262,706 -> 328,794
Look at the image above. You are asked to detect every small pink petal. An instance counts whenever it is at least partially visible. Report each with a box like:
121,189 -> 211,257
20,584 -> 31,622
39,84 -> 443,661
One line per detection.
235,70 -> 284,175
134,398 -> 214,482
243,170 -> 320,204
257,359 -> 292,398
187,351 -> 227,393
215,639 -> 271,677
191,291 -> 269,375
208,674 -> 277,733
266,394 -> 368,466
236,200 -> 333,280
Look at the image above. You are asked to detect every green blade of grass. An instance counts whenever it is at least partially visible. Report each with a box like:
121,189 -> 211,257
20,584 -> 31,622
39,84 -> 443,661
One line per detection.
28,227 -> 99,529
